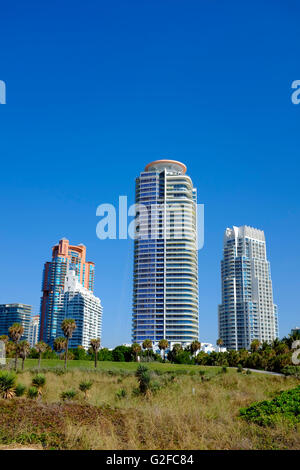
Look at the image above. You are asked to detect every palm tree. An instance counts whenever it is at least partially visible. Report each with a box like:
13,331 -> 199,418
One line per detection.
61,319 -> 77,370
250,339 -> 260,353
53,336 -> 67,357
0,335 -> 9,344
90,338 -> 100,369
158,339 -> 169,362
35,341 -> 47,371
216,338 -> 224,352
8,323 -> 24,371
190,340 -> 201,357
18,340 -> 30,371
142,339 -> 153,361
131,343 -> 142,362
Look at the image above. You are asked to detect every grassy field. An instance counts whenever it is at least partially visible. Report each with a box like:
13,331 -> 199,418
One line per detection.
19,358 -> 221,372
0,360 -> 299,450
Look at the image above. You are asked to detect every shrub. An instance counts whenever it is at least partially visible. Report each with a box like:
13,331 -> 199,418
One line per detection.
237,364 -> 243,373
246,369 -> 252,375
282,366 -> 300,378
240,386 -> 300,426
15,383 -> 26,397
112,345 -> 132,362
61,389 -> 77,401
221,366 -> 228,374
98,348 -> 113,361
27,386 -> 39,399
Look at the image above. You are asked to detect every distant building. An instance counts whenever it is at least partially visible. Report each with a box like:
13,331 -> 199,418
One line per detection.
0,304 -> 31,340
39,238 -> 95,345
291,327 -> 300,336
218,226 -> 279,351
28,315 -> 40,347
57,270 -> 103,350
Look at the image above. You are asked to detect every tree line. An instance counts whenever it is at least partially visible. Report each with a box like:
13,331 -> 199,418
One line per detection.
1,320 -> 299,374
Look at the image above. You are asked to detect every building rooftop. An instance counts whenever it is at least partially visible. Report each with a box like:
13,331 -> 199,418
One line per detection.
145,159 -> 187,175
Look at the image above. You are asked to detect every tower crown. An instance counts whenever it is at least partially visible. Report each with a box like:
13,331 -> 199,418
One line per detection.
145,159 -> 187,175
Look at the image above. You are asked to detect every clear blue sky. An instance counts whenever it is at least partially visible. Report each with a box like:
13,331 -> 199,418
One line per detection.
0,0 -> 299,348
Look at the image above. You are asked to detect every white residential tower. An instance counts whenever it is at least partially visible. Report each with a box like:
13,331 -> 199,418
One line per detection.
218,225 -> 279,350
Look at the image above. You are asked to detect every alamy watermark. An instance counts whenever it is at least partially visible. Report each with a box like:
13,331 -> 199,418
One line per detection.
292,340 -> 300,365
96,196 -> 205,250
291,80 -> 300,104
0,80 -> 6,104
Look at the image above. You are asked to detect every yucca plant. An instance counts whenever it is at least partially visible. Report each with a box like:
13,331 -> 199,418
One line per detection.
79,380 -> 93,400
15,383 -> 26,397
61,389 -> 77,401
135,365 -> 151,395
32,374 -> 46,396
0,371 -> 16,399
27,386 -> 38,399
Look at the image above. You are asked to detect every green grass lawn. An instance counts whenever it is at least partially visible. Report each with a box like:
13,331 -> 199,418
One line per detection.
20,358 -> 222,373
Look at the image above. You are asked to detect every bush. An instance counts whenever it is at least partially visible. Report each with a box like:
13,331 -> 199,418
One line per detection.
173,351 -> 194,365
112,346 -> 132,362
61,389 -> 77,401
240,386 -> 300,426
98,348 -> 113,362
15,383 -> 26,397
282,366 -> 300,378
221,366 -> 228,374
246,369 -> 252,375
237,364 -> 243,373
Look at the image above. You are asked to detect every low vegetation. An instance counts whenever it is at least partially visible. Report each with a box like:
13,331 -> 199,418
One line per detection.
240,386 -> 300,426
0,363 -> 299,450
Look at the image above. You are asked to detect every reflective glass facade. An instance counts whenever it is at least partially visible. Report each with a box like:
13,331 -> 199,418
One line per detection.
132,160 -> 199,347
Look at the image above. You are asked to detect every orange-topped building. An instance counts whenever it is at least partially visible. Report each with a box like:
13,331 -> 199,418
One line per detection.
39,238 -> 95,344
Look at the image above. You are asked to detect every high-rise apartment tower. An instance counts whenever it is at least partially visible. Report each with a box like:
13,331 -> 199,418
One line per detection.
218,225 -> 279,350
132,159 -> 199,348
39,239 -> 95,345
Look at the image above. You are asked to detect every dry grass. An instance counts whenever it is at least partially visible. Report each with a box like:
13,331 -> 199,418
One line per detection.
0,368 -> 299,450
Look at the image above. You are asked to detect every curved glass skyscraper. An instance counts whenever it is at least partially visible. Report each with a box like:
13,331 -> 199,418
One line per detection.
132,160 -> 199,348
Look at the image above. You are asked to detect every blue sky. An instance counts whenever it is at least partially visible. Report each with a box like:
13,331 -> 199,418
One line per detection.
0,0 -> 299,347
